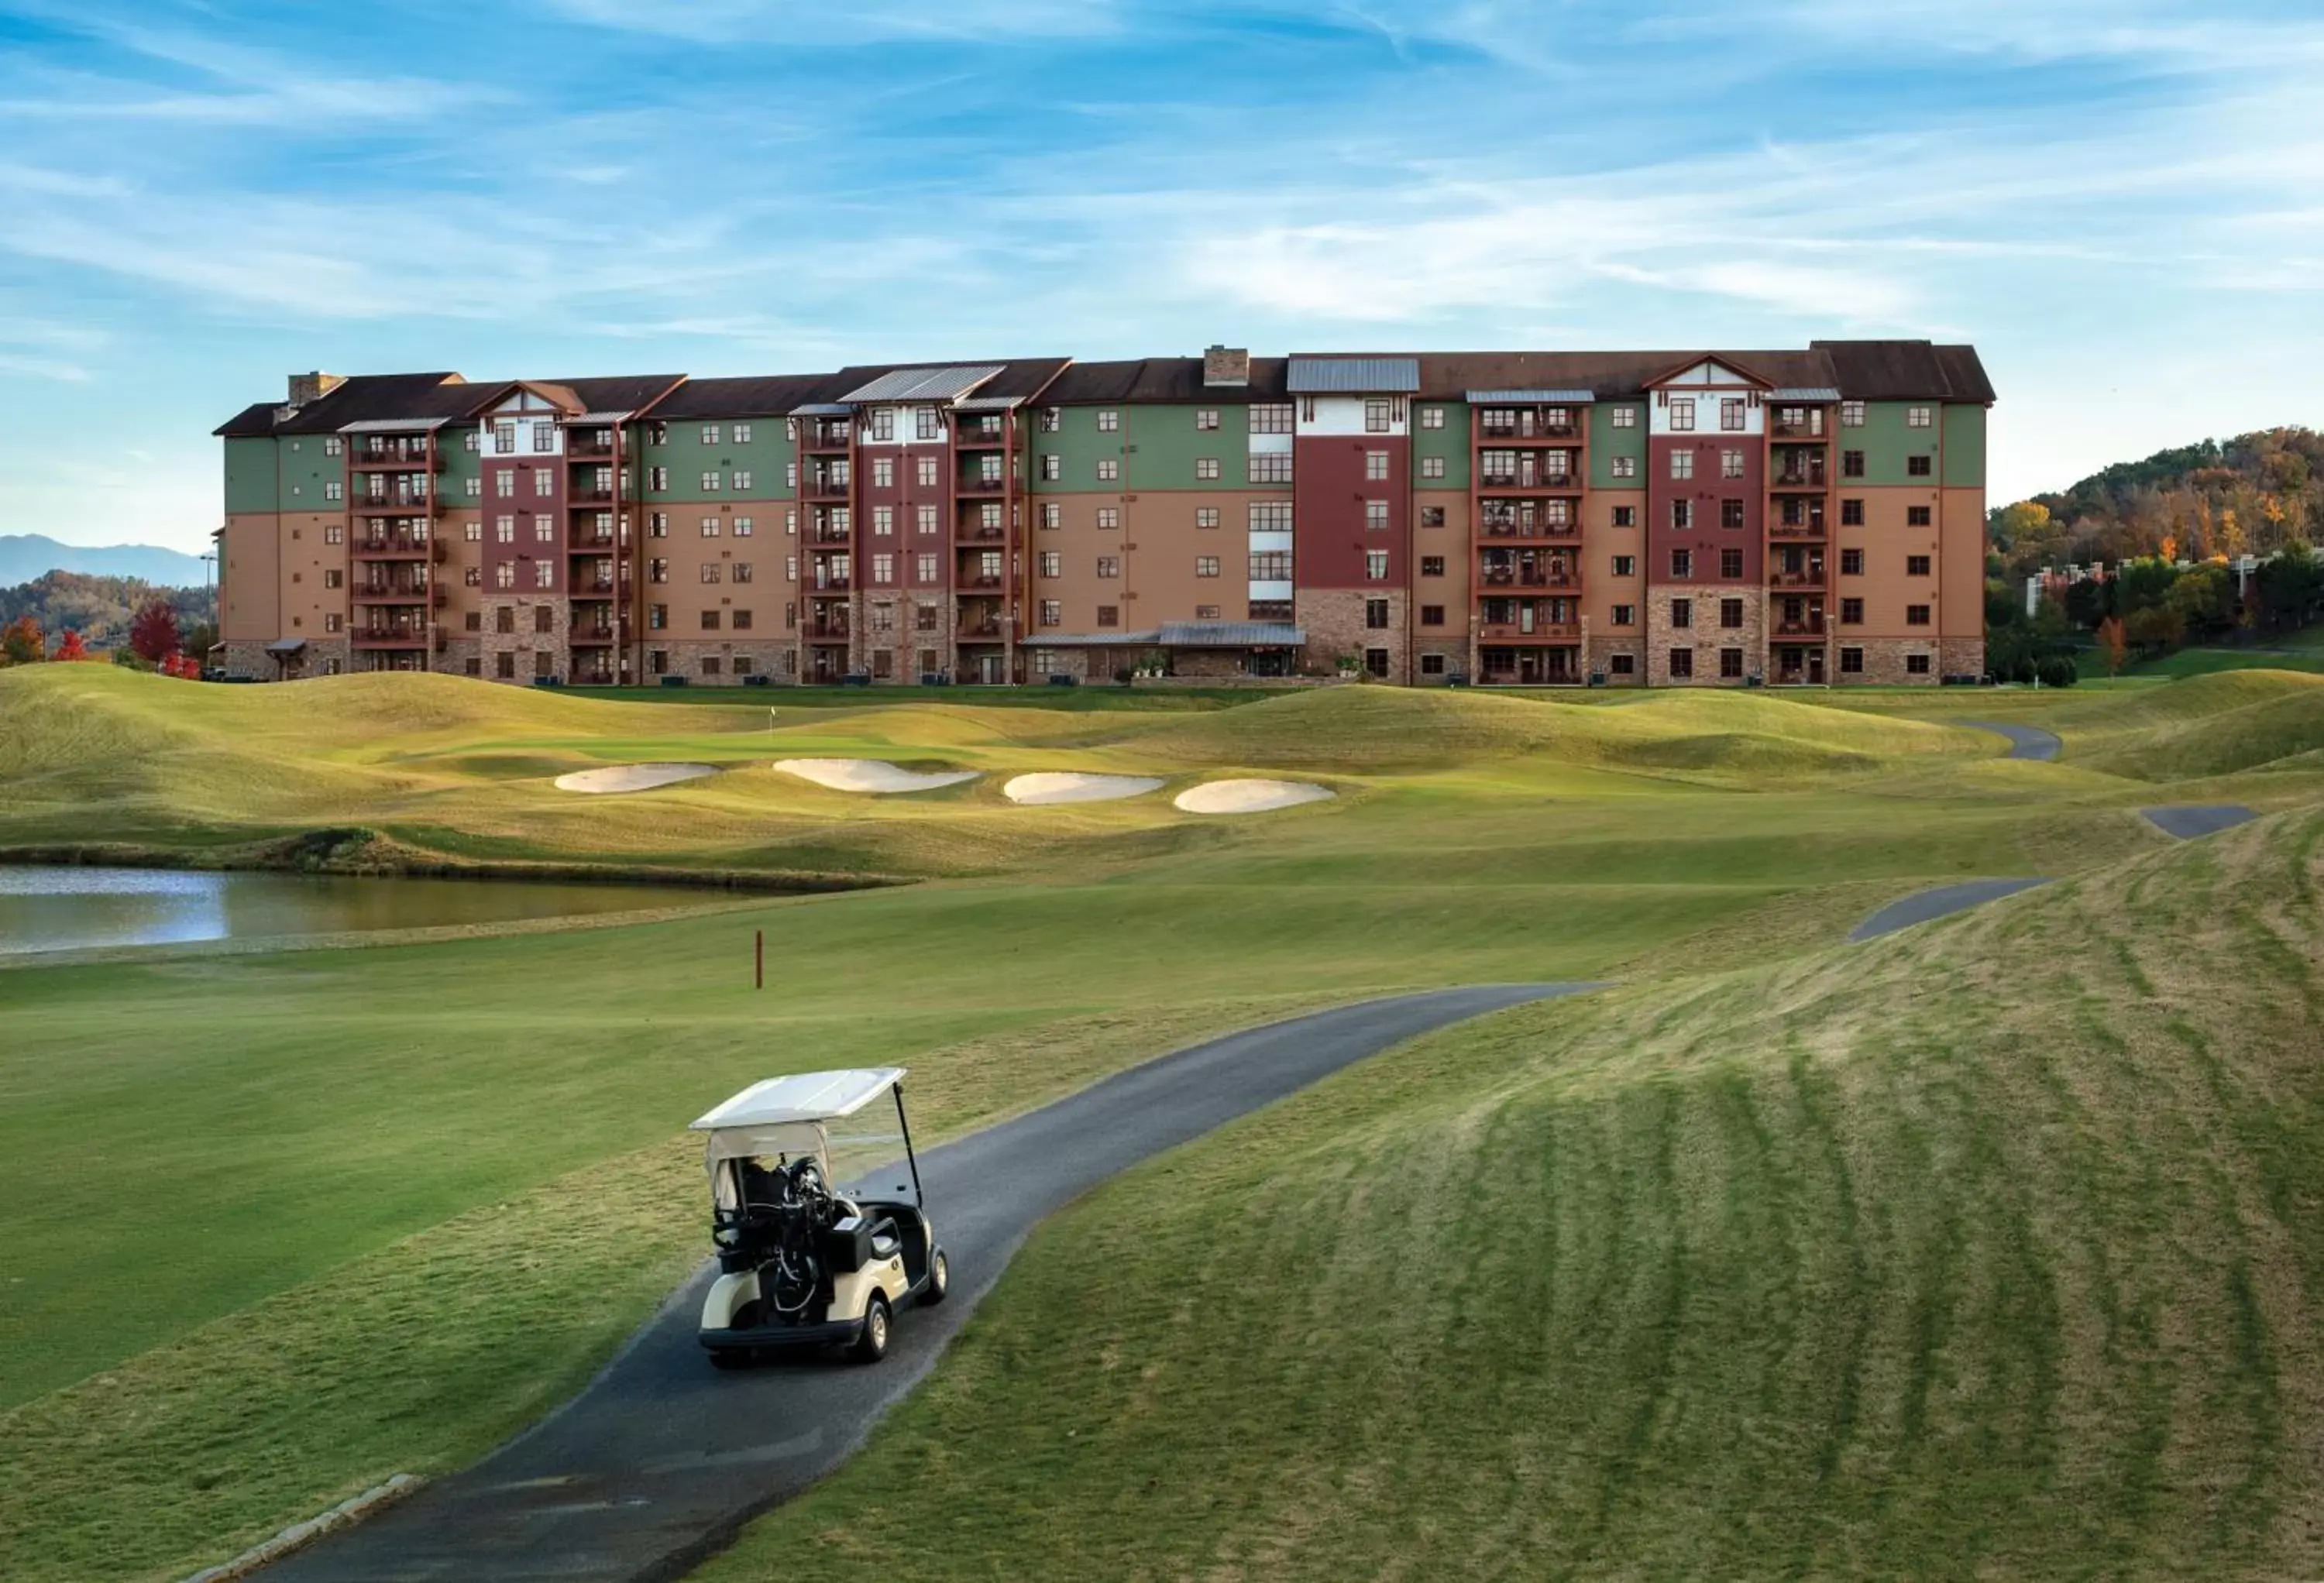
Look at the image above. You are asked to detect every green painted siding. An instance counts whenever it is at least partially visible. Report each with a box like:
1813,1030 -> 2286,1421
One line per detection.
275,434 -> 340,511
1030,405 -> 1127,494
1841,402 -> 1942,488
438,429 -> 481,502
223,438 -> 279,513
1126,403 -> 1250,491
1941,403 -> 1986,488
1413,403 -> 1470,489
640,418 -> 798,505
1590,403 -> 1646,489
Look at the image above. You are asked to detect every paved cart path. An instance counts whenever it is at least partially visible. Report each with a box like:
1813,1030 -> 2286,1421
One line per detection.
1963,721 -> 2064,761
260,984 -> 1594,1583
2143,805 -> 2259,840
1848,877 -> 2054,943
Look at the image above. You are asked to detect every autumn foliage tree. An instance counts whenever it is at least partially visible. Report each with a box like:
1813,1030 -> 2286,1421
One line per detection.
128,599 -> 180,664
50,629 -> 88,662
1,613 -> 43,665
2097,615 -> 2127,675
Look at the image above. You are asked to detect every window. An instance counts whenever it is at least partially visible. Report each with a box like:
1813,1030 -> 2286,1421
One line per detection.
1040,408 -> 1061,433
913,407 -> 941,441
916,455 -> 940,488
701,563 -> 722,584
1906,604 -> 1931,626
1196,409 -> 1220,431
697,609 -> 721,632
1721,647 -> 1745,678
1196,457 -> 1222,480
465,477 -> 481,498
869,409 -> 895,441
1721,500 -> 1746,531
1610,405 -> 1638,429
1669,648 -> 1695,678
916,554 -> 937,582
1720,596 -> 1744,627
1908,455 -> 1933,477
1610,456 -> 1636,480
1906,653 -> 1932,675
1421,506 -> 1446,527
1907,506 -> 1933,527
532,424 -> 555,455
1422,555 -> 1446,576
917,504 -> 939,534
534,561 -> 554,589
1365,500 -> 1390,531
1671,450 -> 1694,480
1672,500 -> 1692,531
494,651 -> 516,679
496,472 -> 516,500
494,421 -> 516,454
1721,399 -> 1746,431
327,524 -> 346,544
1365,551 -> 1390,581
1839,647 -> 1865,674
1841,498 -> 1865,527
1841,598 -> 1864,624
1249,550 -> 1292,580
1096,605 -> 1119,628
1097,507 -> 1120,530
1719,448 -> 1744,480
1605,554 -> 1633,579
463,428 -> 482,452
1611,505 -> 1636,529
496,515 -> 516,543
1040,503 -> 1061,529
1906,406 -> 1933,428
1841,401 -> 1865,428
1607,652 -> 1636,676
534,515 -> 554,543
1096,409 -> 1119,431
463,566 -> 481,586
1421,604 -> 1446,626
870,456 -> 895,489
1418,455 -> 1445,480
701,471 -> 722,492
700,516 -> 722,537
322,479 -> 343,503
1366,648 -> 1391,678
648,558 -> 669,582
1721,548 -> 1745,579
1251,403 -> 1293,434
1196,605 -> 1221,620
1364,399 -> 1391,433
734,562 -> 754,583
1671,596 -> 1693,628
1096,556 -> 1120,579
870,505 -> 893,537
696,423 -> 720,447
1841,548 -> 1864,575
1040,599 -> 1062,627
1248,451 -> 1292,484
1906,554 -> 1931,575
1366,599 -> 1390,630
734,516 -> 753,537
872,553 -> 895,584
1197,507 -> 1220,529
1611,603 -> 1635,627
1421,652 -> 1447,675
1421,406 -> 1445,430
725,469 -> 750,493
1842,450 -> 1866,479
1040,455 -> 1062,481
1197,556 -> 1220,577
1668,397 -> 1696,432
1039,551 -> 1061,577
1364,450 -> 1390,482
1096,458 -> 1119,482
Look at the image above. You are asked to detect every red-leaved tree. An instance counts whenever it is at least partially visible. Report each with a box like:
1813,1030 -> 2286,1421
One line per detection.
50,629 -> 89,662
129,599 -> 180,664
1,614 -> 43,666
161,651 -> 203,679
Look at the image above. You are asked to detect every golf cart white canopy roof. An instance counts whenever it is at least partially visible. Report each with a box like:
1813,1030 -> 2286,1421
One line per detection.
690,1067 -> 907,1132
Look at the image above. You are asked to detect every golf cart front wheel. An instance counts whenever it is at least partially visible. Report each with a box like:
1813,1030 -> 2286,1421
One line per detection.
923,1247 -> 950,1306
853,1293 -> 892,1364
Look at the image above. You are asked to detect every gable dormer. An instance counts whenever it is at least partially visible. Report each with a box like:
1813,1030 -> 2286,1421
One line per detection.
1644,355 -> 1770,438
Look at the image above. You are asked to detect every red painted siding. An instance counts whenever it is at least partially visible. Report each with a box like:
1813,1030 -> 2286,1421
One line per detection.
1292,434 -> 1409,589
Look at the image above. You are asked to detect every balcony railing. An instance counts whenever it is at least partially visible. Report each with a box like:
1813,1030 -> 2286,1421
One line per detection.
956,524 -> 1006,543
959,619 -> 1005,639
353,533 -> 430,556
1772,464 -> 1828,489
568,434 -> 617,458
810,525 -> 851,545
1478,519 -> 1580,540
1773,616 -> 1827,637
803,421 -> 851,452
807,617 -> 851,639
352,446 -> 442,471
1480,571 -> 1581,592
1769,568 -> 1827,589
956,424 -> 1006,449
1478,418 -> 1578,440
1477,620 -> 1582,641
1769,516 -> 1828,537
805,473 -> 851,500
811,576 -> 852,592
960,573 -> 1004,589
569,486 -> 616,504
1772,419 -> 1827,440
358,581 -> 429,601
957,475 -> 1007,495
1478,468 -> 1579,490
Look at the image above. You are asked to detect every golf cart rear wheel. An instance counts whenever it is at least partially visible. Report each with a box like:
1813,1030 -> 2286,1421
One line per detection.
853,1293 -> 892,1364
923,1247 -> 950,1306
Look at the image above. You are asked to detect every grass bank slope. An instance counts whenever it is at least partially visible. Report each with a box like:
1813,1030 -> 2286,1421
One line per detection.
2047,671 -> 2324,780
701,810 -> 2324,1582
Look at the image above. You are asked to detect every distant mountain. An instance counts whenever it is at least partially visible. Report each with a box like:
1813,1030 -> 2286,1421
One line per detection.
0,534 -> 207,589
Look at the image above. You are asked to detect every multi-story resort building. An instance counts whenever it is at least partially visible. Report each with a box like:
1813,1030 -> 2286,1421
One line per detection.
214,342 -> 1992,688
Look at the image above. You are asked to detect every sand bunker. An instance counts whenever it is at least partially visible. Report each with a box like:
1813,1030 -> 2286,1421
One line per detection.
1003,772 -> 1166,806
1173,778 -> 1336,815
553,762 -> 719,794
775,757 -> 981,794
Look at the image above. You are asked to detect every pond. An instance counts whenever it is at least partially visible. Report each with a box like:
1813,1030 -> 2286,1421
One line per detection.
0,865 -> 730,956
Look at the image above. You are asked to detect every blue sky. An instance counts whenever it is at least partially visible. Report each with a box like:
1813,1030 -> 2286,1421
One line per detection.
1,0 -> 2319,555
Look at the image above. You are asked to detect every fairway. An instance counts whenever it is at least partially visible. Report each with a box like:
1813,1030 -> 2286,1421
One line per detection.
3,668 -> 2322,1581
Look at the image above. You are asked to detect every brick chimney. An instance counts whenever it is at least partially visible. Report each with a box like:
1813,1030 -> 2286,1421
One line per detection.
286,371 -> 348,407
1202,345 -> 1250,386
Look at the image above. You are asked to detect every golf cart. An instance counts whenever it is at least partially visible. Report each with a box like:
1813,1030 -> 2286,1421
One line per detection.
689,1067 -> 947,1367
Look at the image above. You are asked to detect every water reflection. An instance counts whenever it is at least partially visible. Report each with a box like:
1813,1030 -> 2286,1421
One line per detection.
0,866 -> 723,955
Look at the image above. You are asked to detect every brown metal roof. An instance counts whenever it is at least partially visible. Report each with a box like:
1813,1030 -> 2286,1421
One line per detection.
1811,341 -> 1996,403
646,372 -> 834,421
1040,357 -> 1291,404
543,374 -> 689,415
213,373 -> 477,437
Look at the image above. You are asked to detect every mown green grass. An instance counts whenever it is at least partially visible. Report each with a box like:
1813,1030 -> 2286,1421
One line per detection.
2,666 -> 2316,1580
698,810 -> 2324,1583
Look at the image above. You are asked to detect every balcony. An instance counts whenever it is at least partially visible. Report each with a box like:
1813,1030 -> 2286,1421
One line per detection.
955,524 -> 1006,544
958,616 -> 1006,640
1478,519 -> 1580,541
353,622 -> 428,647
1478,418 -> 1578,441
810,524 -> 851,546
810,576 -> 852,593
353,490 -> 435,517
570,527 -> 619,549
568,433 -> 617,458
353,532 -> 430,558
1772,418 -> 1828,440
803,421 -> 851,452
1477,620 -> 1582,642
570,622 -> 617,646
352,445 -> 442,472
956,423 -> 1007,449
569,486 -> 617,505
805,473 -> 851,502
1771,465 -> 1828,491
1769,516 -> 1828,538
1772,616 -> 1827,637
807,616 -> 851,639
1480,571 -> 1581,592
1769,567 -> 1827,590
1478,468 -> 1580,492
959,573 -> 1005,589
956,475 -> 1007,496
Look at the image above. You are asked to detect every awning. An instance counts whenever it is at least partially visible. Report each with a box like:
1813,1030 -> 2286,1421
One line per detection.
1771,386 -> 1843,402
1464,389 -> 1594,403
1157,621 -> 1305,648
1021,631 -> 1160,647
265,638 -> 308,654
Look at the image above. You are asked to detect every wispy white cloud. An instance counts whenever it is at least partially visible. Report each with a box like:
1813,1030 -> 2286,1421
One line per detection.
535,0 -> 1125,45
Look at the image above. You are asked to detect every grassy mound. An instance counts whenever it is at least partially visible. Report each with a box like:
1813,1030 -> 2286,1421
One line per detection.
2059,672 -> 2324,780
698,811 -> 2324,1582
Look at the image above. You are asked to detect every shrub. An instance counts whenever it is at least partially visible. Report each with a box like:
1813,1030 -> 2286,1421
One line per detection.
2035,656 -> 2078,688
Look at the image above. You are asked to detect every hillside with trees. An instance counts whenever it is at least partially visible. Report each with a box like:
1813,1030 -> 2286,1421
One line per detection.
0,572 -> 215,659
